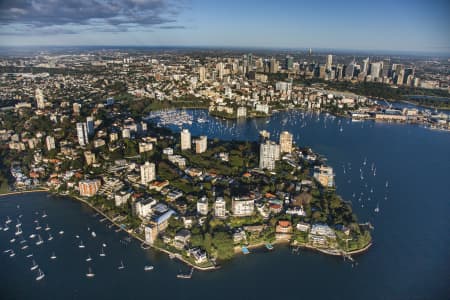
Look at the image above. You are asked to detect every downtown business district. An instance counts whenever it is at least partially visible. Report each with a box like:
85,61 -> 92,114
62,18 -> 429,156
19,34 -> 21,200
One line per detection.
3,49 -> 447,268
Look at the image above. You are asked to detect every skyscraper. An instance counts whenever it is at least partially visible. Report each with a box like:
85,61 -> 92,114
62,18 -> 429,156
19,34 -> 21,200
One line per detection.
370,62 -> 382,79
285,55 -> 294,70
279,131 -> 293,153
76,122 -> 89,146
199,66 -> 206,82
180,129 -> 191,150
345,62 -> 356,80
269,58 -> 278,73
362,57 -> 370,74
326,54 -> 333,70
86,116 -> 94,136
259,140 -> 280,170
140,161 -> 156,185
216,63 -> 224,80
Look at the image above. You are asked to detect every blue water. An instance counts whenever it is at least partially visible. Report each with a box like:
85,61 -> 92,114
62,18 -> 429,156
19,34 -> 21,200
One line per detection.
1,110 -> 449,300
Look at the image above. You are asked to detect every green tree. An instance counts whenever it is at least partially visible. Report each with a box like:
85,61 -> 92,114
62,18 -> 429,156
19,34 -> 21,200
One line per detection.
212,232 -> 234,260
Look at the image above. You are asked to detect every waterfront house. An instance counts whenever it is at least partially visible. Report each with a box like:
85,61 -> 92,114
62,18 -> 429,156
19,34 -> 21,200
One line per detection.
310,224 -> 336,239
296,222 -> 311,232
189,248 -> 208,264
174,229 -> 191,250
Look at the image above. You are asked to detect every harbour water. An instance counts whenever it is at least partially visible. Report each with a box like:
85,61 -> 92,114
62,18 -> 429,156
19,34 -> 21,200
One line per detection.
1,109 -> 449,299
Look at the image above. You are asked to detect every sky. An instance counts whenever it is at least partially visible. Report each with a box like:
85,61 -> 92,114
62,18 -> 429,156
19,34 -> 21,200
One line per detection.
0,0 -> 449,54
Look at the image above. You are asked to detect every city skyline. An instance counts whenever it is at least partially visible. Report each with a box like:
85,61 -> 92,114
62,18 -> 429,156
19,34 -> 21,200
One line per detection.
0,0 -> 449,54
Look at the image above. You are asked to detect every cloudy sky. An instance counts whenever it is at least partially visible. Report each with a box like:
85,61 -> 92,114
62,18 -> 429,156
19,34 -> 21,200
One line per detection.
0,0 -> 449,53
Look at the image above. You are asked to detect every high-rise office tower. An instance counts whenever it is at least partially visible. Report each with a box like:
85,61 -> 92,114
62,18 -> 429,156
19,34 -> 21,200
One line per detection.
86,116 -> 94,136
285,55 -> 294,70
326,54 -> 333,70
362,57 -> 370,74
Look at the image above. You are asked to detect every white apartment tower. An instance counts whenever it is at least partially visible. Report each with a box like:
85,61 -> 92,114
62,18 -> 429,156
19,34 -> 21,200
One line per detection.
180,129 -> 191,150
195,136 -> 207,154
35,88 -> 46,109
45,135 -> 56,151
140,162 -> 156,185
214,197 -> 226,218
259,140 -> 280,170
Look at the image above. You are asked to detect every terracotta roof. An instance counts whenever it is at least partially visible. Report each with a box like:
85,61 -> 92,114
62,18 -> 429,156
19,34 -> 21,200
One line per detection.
278,220 -> 291,227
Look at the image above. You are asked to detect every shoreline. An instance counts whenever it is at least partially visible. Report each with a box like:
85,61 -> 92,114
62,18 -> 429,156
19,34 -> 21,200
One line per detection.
1,189 -> 373,269
67,193 -> 218,272
0,188 -> 49,197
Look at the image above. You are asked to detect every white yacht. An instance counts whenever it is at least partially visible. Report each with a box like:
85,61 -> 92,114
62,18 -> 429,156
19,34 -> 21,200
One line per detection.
10,238 -> 15,243
86,254 -> 92,262
5,216 -> 12,224
21,244 -> 29,250
144,265 -> 154,271
79,241 -> 85,248
118,261 -> 125,270
9,251 -> 15,257
59,230 -> 64,235
26,254 -> 33,258
42,211 -> 48,218
91,231 -> 96,238
48,234 -> 53,241
99,247 -> 105,257
30,260 -> 39,271
50,252 -> 57,260
35,235 -> 44,246
45,224 -> 51,231
36,269 -> 45,281
29,234 -> 36,239
86,267 -> 95,278
15,226 -> 23,236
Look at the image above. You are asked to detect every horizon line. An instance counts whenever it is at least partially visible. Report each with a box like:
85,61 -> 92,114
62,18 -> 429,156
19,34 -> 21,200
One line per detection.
0,44 -> 449,57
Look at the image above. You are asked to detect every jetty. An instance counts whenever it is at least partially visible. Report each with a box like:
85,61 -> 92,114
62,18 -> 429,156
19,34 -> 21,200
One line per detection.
177,267 -> 194,279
